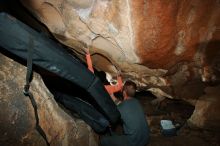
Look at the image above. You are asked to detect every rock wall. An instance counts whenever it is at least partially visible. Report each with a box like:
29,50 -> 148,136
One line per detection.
2,0 -> 220,132
19,0 -> 220,101
188,86 -> 220,131
0,53 -> 98,146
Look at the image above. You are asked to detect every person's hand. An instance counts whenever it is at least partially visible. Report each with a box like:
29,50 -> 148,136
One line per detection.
110,94 -> 116,101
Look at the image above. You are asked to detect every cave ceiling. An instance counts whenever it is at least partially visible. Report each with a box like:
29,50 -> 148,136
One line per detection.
4,0 -> 220,101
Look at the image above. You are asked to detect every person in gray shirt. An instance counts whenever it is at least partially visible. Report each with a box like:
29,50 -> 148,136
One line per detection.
100,80 -> 150,146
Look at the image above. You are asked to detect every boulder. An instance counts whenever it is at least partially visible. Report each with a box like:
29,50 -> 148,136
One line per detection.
188,86 -> 220,131
0,53 -> 98,146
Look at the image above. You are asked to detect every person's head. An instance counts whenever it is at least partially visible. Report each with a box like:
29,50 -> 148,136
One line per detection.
122,80 -> 137,100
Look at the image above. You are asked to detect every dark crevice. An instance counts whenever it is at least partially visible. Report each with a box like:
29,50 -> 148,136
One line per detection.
136,91 -> 195,133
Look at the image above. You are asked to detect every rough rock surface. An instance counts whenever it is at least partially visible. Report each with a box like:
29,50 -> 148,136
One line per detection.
188,85 -> 220,130
20,0 -> 220,101
0,0 -> 220,140
0,53 -> 98,146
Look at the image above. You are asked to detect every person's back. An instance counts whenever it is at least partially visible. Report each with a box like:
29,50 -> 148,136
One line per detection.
118,98 -> 149,146
100,80 -> 150,146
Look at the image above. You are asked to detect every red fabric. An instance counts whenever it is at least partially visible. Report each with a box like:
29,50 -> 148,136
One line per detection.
86,53 -> 94,73
104,76 -> 123,95
86,52 -> 123,94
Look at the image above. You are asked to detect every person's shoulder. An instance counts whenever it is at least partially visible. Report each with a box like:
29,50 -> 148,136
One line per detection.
131,98 -> 138,101
130,98 -> 139,103
121,98 -> 137,106
118,98 -> 137,106
117,99 -> 128,108
130,98 -> 142,106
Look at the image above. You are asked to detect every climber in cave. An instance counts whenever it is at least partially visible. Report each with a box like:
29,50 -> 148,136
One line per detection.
85,48 -> 149,145
100,80 -> 150,146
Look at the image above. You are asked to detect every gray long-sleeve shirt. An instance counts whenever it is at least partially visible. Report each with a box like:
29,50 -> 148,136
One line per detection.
118,98 -> 150,146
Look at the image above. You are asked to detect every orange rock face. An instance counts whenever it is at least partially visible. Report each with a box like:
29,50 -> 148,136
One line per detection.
132,0 -> 220,69
20,0 -> 220,100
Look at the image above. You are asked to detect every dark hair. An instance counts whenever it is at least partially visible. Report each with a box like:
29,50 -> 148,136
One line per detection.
123,80 -> 137,97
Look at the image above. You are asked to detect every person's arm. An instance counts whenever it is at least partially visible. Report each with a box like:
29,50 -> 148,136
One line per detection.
86,51 -> 94,73
109,94 -> 121,105
105,76 -> 123,95
86,50 -> 123,98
